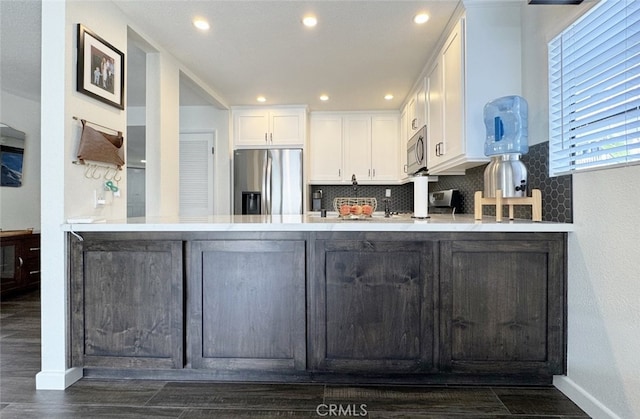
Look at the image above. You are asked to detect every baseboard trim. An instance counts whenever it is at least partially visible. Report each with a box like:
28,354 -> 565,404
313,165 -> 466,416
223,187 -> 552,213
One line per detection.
35,367 -> 83,390
554,375 -> 622,419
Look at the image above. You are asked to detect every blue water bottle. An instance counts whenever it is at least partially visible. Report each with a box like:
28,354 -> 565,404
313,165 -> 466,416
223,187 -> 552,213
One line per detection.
484,96 -> 528,156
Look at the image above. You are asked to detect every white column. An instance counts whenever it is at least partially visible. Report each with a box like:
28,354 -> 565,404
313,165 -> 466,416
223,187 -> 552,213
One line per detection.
36,0 -> 82,389
145,53 -> 180,217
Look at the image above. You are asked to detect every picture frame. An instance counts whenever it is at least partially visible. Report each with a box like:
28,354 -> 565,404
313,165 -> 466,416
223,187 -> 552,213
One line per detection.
76,24 -> 125,110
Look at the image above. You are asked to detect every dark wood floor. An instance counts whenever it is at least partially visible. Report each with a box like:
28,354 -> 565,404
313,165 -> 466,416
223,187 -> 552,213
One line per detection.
0,290 -> 590,418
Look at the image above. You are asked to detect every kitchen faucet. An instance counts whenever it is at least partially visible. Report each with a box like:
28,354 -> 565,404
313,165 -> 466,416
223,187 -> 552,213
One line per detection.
351,174 -> 358,196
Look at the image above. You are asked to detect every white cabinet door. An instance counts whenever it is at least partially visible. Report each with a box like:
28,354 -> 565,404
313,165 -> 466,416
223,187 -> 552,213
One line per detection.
309,115 -> 343,182
371,116 -> 399,182
400,107 -> 408,179
233,107 -> 306,147
441,21 -> 464,163
415,78 -> 427,131
234,110 -> 270,147
270,108 -> 305,146
343,116 -> 372,181
427,57 -> 443,166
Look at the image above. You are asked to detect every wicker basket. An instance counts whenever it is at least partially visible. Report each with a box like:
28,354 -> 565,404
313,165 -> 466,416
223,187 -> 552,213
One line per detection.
333,197 -> 377,219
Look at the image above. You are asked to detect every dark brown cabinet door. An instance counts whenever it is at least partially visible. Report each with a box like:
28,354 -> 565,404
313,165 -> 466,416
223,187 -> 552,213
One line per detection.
70,238 -> 183,369
439,236 -> 565,377
310,237 -> 436,373
188,240 -> 306,371
1,233 -> 40,298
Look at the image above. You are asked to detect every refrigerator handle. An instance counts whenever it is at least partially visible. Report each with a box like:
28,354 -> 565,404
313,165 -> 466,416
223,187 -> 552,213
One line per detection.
265,155 -> 273,215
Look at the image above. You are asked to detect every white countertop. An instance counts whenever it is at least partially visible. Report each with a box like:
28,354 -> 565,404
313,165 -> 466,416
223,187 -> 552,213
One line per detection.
62,213 -> 574,233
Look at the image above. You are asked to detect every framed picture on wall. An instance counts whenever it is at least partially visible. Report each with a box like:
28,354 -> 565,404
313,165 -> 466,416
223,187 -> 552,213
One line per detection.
76,24 -> 125,110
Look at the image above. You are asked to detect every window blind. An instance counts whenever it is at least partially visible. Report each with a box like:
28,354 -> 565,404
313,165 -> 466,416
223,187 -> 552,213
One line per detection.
548,0 -> 640,176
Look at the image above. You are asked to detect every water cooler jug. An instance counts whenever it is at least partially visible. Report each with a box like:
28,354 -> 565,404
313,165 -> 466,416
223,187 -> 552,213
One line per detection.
483,96 -> 529,198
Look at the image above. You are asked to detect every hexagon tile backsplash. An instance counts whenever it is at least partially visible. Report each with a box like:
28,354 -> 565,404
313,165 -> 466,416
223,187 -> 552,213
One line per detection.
310,142 -> 573,223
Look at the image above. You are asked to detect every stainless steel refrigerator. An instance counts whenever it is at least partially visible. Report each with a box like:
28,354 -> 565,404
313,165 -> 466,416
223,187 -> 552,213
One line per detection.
233,148 -> 303,215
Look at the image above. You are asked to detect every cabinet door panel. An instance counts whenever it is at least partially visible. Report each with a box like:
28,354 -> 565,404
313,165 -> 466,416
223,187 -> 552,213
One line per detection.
310,116 -> 343,181
71,239 -> 183,369
234,110 -> 269,146
440,239 -> 565,376
451,251 -> 548,361
312,239 -> 435,373
442,23 -> 464,161
189,240 -> 306,371
371,116 -> 399,181
427,59 -> 443,165
270,110 -> 304,145
343,116 -> 372,180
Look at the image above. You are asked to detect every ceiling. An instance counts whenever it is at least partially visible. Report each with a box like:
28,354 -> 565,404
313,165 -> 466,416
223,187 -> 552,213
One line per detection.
1,1 -> 464,112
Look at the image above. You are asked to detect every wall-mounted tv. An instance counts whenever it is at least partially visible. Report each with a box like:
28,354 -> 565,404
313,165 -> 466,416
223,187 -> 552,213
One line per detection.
1,145 -> 24,187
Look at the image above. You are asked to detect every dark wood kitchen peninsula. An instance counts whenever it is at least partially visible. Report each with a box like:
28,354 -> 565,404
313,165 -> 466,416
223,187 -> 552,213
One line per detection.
66,215 -> 572,385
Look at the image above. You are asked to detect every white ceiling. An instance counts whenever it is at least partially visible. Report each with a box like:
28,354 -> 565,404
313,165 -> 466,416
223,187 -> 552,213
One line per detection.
115,0 -> 461,111
1,0 -> 464,112
0,0 -> 42,103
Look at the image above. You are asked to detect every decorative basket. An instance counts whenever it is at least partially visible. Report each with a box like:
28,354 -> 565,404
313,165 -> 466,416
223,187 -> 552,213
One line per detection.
333,197 -> 377,219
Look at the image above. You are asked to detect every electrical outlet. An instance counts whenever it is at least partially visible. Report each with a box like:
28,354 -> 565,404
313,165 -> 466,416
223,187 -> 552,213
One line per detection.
94,190 -> 106,208
385,189 -> 392,197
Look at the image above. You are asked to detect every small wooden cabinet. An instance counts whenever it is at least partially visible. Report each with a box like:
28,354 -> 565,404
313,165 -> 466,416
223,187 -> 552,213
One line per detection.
233,107 -> 306,148
439,236 -> 565,376
70,236 -> 183,369
310,236 -> 436,373
1,232 -> 40,298
188,239 -> 306,372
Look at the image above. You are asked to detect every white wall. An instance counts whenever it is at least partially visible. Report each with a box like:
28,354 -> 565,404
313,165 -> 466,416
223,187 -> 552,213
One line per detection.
0,91 -> 41,230
522,3 -> 640,418
557,165 -> 640,419
64,2 -> 128,221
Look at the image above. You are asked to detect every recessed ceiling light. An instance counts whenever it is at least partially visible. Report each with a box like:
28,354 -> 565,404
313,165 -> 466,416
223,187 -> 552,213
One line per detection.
193,18 -> 210,31
384,94 -> 394,100
256,96 -> 267,103
303,15 -> 318,27
413,13 -> 429,24
320,94 -> 329,101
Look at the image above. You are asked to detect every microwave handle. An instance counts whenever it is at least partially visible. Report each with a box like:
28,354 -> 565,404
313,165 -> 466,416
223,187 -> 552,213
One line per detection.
416,136 -> 425,164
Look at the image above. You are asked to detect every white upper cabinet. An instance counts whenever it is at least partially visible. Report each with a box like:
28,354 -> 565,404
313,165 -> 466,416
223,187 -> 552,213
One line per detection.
425,4 -> 522,175
413,78 -> 427,133
370,115 -> 400,182
399,107 -> 409,180
309,115 -> 344,182
309,112 -> 400,184
233,106 -> 307,148
405,78 -> 427,138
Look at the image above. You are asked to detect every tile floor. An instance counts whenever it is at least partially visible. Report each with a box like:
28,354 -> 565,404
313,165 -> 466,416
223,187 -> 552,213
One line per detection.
0,290 -> 590,418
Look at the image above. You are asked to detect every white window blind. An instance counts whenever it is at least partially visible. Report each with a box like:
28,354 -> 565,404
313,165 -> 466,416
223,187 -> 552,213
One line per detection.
549,0 -> 640,176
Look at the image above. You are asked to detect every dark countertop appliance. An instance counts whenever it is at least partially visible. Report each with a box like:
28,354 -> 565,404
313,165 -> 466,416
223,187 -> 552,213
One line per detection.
429,189 -> 463,214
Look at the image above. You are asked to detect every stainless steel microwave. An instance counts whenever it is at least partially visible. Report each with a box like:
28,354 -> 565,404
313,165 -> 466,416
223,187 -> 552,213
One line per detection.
407,125 -> 427,175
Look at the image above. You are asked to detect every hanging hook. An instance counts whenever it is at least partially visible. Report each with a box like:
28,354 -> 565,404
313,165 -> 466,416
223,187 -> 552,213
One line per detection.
104,167 -> 115,180
84,164 -> 94,179
91,165 -> 102,179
